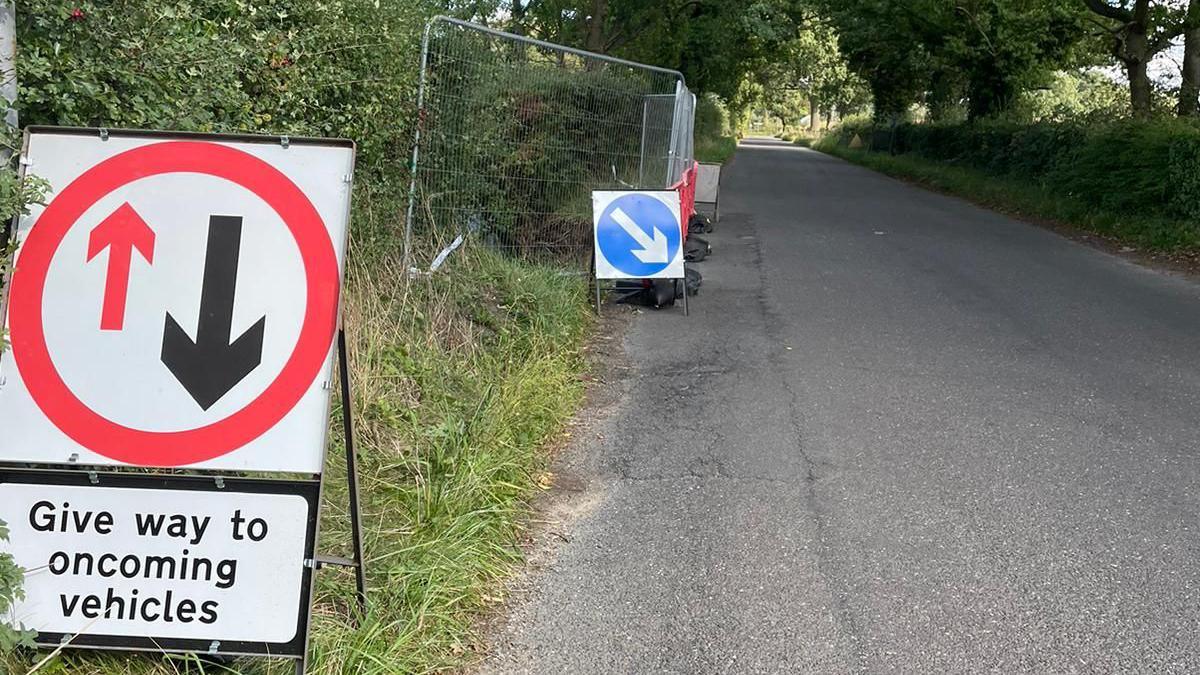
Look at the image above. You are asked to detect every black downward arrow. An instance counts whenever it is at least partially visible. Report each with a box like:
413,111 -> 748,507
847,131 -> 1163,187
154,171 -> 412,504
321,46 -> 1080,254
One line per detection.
161,215 -> 266,410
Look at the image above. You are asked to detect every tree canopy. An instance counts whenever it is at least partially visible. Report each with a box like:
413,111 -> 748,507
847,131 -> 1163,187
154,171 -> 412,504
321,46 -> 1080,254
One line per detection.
445,0 -> 1200,124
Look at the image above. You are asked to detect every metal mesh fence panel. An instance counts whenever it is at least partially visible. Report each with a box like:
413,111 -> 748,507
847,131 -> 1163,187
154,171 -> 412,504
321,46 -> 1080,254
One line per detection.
670,92 -> 696,185
640,93 -> 677,188
404,17 -> 691,272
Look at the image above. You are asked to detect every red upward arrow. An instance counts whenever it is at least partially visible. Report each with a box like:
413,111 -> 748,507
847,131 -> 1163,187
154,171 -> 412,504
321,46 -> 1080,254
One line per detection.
87,202 -> 156,331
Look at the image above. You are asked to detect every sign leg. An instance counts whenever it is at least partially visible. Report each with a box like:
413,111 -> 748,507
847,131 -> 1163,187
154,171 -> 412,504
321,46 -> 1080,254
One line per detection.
590,250 -> 602,315
682,273 -> 689,316
338,328 -> 369,619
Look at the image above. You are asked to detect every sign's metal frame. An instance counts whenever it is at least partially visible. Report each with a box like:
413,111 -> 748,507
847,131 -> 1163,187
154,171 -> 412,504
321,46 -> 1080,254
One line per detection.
592,189 -> 685,281
0,127 -> 368,675
695,162 -> 722,226
591,189 -> 689,317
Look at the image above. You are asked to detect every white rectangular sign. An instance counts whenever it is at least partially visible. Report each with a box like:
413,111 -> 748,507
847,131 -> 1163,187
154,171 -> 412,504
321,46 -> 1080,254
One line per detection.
0,476 -> 315,652
0,129 -> 354,473
696,162 -> 721,204
593,190 -> 684,280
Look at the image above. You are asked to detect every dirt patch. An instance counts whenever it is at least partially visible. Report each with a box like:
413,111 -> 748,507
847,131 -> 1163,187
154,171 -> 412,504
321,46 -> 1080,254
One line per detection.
463,301 -> 639,668
1055,228 -> 1200,281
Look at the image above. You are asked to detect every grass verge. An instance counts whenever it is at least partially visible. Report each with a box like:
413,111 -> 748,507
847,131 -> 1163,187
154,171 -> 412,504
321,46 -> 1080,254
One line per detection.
696,135 -> 737,165
309,192 -> 593,673
2,181 -> 594,674
813,139 -> 1200,253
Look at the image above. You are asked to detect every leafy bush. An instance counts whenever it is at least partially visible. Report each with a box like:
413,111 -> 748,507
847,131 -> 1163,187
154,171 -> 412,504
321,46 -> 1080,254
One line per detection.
0,520 -> 35,652
695,94 -> 736,163
695,93 -> 731,140
18,0 -> 431,176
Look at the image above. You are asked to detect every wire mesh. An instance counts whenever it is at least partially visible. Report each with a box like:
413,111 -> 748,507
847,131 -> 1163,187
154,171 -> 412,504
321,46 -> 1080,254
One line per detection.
403,17 -> 692,272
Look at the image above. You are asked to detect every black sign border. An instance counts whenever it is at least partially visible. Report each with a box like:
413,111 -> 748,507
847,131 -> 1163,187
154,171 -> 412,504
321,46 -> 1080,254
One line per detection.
0,467 -> 319,659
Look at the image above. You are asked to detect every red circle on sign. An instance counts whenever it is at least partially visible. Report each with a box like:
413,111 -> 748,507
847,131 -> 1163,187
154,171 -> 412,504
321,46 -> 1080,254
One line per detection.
7,141 -> 341,466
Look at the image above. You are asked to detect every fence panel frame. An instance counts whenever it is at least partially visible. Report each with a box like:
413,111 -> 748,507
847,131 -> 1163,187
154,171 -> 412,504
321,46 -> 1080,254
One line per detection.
402,16 -> 694,273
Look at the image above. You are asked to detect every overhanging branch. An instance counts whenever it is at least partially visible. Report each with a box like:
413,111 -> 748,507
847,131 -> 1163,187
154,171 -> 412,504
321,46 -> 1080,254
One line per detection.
1083,0 -> 1133,23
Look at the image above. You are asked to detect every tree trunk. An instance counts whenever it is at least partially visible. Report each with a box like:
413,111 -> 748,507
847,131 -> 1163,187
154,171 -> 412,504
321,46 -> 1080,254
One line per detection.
966,66 -> 1016,120
1125,13 -> 1153,118
585,0 -> 609,53
1127,57 -> 1153,119
809,94 -> 819,132
824,108 -> 833,129
1084,0 -> 1156,119
1181,0 -> 1200,116
510,0 -> 526,34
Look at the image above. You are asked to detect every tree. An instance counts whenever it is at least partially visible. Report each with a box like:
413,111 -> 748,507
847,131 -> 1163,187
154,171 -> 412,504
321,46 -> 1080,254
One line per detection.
1180,0 -> 1200,115
500,0 -> 810,100
949,0 -> 1089,119
820,0 -> 1091,121
1083,0 -> 1192,118
747,21 -> 866,130
817,0 -> 935,121
1015,69 -> 1128,120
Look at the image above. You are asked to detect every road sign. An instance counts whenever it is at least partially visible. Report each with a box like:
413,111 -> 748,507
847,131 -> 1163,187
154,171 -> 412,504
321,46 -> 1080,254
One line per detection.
0,468 -> 318,657
696,163 -> 721,205
695,162 -> 721,225
593,190 -> 683,280
0,129 -> 353,473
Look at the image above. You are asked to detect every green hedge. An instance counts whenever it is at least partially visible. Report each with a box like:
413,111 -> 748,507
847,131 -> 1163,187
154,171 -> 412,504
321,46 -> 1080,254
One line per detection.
18,0 -> 432,180
694,93 -> 736,164
833,119 -> 1200,225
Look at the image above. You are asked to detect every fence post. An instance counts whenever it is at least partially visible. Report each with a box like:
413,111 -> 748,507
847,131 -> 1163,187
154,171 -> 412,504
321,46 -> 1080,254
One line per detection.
0,2 -> 16,130
401,20 -> 433,275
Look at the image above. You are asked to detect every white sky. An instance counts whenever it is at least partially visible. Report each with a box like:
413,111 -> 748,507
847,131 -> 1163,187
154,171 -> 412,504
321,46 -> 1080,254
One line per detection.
1099,43 -> 1184,87
1151,44 -> 1185,86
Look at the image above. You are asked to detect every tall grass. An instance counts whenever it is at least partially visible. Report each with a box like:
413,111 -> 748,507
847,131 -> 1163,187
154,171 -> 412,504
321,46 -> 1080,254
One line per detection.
696,135 -> 737,164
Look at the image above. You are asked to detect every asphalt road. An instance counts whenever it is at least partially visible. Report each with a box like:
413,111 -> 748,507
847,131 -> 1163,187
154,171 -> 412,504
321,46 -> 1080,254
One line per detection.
482,138 -> 1200,673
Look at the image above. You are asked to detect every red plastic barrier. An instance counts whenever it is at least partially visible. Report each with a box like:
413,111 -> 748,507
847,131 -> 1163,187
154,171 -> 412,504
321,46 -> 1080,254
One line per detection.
670,161 -> 699,239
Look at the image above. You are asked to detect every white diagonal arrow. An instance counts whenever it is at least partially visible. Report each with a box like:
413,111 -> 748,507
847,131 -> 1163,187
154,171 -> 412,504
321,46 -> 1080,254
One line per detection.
611,207 -> 669,264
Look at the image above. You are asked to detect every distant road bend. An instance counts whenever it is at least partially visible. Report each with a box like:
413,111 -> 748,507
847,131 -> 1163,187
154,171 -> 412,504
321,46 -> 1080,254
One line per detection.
484,137 -> 1200,673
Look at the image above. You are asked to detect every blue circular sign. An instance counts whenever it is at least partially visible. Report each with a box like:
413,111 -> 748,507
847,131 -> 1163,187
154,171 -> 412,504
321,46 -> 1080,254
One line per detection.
596,193 -> 681,278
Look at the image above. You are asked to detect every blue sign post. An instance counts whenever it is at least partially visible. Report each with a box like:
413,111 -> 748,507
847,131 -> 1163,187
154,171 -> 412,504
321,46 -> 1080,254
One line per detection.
593,191 -> 683,280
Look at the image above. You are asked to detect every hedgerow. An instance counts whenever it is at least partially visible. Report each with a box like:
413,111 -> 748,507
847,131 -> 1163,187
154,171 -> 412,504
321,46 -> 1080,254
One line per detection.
829,118 -> 1200,241
18,0 -> 429,174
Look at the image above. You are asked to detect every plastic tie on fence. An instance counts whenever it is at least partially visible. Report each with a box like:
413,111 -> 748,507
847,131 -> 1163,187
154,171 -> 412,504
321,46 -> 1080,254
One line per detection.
429,234 -> 465,272
412,214 -> 481,277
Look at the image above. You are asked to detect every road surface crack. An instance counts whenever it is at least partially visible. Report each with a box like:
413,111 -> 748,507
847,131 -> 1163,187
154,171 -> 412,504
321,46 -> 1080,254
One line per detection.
747,219 -> 870,671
